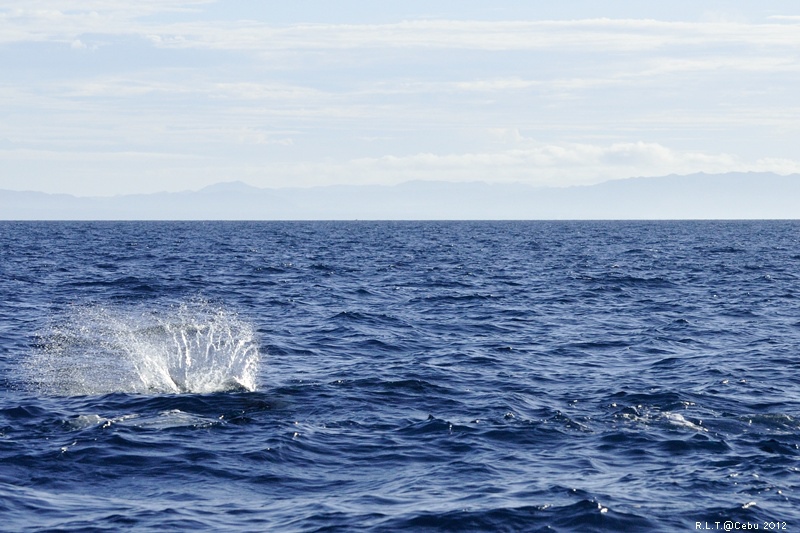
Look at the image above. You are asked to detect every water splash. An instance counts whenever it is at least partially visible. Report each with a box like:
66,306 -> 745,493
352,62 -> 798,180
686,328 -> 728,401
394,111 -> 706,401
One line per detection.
25,301 -> 261,396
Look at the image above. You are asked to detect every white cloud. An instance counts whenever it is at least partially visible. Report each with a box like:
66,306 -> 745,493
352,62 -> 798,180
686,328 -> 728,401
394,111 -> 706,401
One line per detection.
456,79 -> 541,91
234,128 -> 294,146
258,141 -> 797,188
4,135 -> 800,195
766,15 -> 800,22
3,5 -> 800,53
640,56 -> 800,76
3,2 -> 800,197
752,157 -> 800,175
140,19 -> 800,54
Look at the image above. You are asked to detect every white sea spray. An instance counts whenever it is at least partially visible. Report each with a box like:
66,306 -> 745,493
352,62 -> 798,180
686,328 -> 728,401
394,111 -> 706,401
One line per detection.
24,300 -> 260,395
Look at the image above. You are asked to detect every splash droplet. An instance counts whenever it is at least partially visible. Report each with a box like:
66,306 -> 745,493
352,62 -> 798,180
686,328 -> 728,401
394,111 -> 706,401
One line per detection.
25,300 -> 261,396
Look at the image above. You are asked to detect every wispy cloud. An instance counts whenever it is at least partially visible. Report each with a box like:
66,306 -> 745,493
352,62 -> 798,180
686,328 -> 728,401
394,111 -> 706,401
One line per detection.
268,141 -> 800,188
348,141 -> 738,178
2,2 -> 800,196
4,5 -> 800,52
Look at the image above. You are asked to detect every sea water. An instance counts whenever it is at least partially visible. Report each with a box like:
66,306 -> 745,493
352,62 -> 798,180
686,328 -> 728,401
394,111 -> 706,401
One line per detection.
1,221 -> 799,531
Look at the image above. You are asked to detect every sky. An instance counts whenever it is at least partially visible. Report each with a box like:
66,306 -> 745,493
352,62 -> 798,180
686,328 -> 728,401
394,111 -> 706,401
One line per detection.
2,1 -> 800,196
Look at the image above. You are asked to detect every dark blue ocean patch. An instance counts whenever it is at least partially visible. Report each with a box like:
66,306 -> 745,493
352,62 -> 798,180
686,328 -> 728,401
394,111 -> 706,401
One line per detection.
2,220 -> 800,531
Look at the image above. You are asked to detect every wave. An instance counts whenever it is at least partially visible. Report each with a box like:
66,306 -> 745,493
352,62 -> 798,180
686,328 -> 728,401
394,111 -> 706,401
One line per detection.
24,300 -> 260,396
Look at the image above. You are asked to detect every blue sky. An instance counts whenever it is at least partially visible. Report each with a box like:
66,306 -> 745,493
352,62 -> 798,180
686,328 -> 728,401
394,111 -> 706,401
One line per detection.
2,1 -> 800,196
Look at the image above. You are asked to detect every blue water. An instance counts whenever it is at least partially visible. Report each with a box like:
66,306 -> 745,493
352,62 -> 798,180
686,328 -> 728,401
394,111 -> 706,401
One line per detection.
1,221 -> 799,532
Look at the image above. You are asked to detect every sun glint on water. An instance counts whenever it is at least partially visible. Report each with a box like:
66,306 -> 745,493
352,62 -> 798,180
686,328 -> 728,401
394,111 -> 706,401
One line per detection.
26,301 -> 260,396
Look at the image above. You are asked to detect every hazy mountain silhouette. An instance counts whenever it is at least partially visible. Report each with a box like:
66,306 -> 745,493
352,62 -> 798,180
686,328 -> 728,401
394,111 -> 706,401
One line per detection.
2,172 -> 799,220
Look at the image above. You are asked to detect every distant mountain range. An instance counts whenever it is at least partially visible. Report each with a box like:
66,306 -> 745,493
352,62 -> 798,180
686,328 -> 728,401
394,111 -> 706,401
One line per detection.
2,172 -> 799,220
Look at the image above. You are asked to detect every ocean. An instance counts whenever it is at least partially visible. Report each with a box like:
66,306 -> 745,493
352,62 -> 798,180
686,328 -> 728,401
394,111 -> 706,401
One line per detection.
1,220 -> 799,532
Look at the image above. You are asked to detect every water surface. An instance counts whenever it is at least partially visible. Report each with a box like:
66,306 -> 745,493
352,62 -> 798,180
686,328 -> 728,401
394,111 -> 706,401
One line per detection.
1,221 -> 799,531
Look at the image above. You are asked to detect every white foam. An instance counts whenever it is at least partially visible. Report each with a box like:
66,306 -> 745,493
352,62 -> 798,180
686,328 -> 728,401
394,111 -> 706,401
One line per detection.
664,412 -> 707,432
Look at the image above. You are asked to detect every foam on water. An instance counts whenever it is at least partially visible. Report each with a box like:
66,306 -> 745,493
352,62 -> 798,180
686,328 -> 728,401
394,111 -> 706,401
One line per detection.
24,300 -> 260,396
